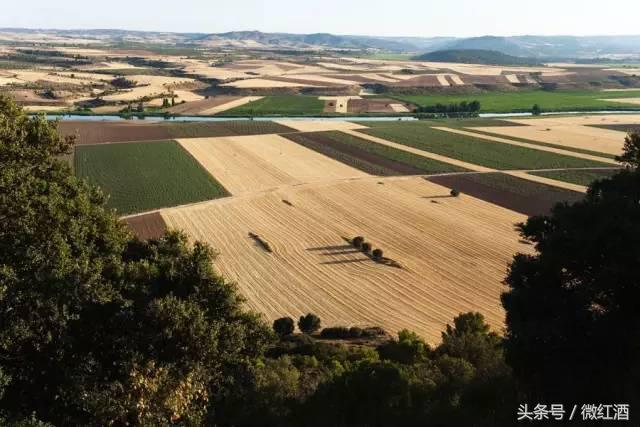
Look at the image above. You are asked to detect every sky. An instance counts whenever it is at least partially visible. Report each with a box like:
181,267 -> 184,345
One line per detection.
2,0 -> 639,38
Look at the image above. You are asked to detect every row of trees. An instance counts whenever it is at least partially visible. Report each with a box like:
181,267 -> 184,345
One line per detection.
415,100 -> 481,114
2,93 -> 640,425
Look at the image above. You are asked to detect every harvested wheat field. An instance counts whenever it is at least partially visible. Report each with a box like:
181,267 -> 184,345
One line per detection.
161,177 -> 530,343
275,120 -> 367,132
472,115 -> 640,156
177,134 -> 368,195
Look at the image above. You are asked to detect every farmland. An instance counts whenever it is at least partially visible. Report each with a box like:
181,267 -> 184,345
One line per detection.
360,121 -> 613,170
161,177 -> 531,342
284,131 -> 467,175
74,140 -> 229,214
428,172 -> 586,216
395,90 -> 640,113
224,95 -> 325,115
529,168 -> 620,186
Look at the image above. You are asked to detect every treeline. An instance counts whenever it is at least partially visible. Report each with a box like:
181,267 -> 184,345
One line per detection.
415,100 -> 481,116
1,93 -> 640,425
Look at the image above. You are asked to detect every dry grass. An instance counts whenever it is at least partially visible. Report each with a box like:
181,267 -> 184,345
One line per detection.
161,177 -> 530,343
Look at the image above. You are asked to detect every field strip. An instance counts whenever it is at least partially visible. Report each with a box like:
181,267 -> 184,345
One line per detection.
275,120 -> 368,132
504,171 -> 588,193
160,176 -> 530,343
177,134 -> 368,195
342,129 -> 496,172
599,98 -> 640,106
199,96 -> 264,115
318,96 -> 361,113
433,127 -> 618,165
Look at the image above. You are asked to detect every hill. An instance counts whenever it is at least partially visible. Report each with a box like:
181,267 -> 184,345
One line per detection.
414,49 -> 540,65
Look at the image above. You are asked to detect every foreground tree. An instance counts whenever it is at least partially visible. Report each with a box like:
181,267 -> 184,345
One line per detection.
0,95 -> 272,425
502,139 -> 640,405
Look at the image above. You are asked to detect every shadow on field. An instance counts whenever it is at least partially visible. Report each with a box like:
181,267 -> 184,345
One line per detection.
422,194 -> 454,200
307,245 -> 353,251
320,259 -> 369,265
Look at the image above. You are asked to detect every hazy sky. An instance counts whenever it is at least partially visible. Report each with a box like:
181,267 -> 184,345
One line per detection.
2,0 -> 639,37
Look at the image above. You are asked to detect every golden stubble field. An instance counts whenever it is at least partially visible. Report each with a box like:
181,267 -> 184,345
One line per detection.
472,114 -> 640,156
162,131 -> 531,342
162,177 -> 529,343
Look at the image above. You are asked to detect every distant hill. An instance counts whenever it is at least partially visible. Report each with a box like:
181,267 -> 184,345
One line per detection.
414,49 -> 540,65
2,28 -> 640,59
438,35 -> 640,58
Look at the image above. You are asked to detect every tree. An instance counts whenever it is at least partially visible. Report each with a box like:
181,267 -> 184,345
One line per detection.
162,98 -> 170,108
298,314 -> 321,335
502,166 -> 640,406
531,104 -> 542,115
352,236 -> 364,249
361,242 -> 372,253
0,95 -> 273,425
450,189 -> 460,197
273,317 -> 295,337
372,248 -> 383,260
615,131 -> 640,168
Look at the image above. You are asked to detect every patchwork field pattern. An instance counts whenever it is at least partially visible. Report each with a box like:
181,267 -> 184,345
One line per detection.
161,177 -> 530,343
284,131 -> 467,175
75,140 -> 229,214
360,122 -> 612,170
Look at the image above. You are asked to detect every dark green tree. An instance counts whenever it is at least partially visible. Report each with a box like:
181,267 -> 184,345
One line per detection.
0,95 -> 273,425
531,104 -> 542,115
273,317 -> 295,337
298,313 -> 321,335
502,164 -> 640,406
615,130 -> 640,168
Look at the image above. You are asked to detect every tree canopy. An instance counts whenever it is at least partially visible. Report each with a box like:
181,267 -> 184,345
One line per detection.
502,131 -> 640,406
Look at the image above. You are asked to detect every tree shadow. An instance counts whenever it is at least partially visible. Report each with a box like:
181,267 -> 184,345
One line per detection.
320,259 -> 369,265
307,245 -> 352,251
422,195 -> 454,200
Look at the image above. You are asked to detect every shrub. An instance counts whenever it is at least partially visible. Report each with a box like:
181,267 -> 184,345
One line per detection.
450,189 -> 460,197
298,313 -> 322,335
372,249 -> 384,260
320,327 -> 351,339
273,317 -> 295,337
352,236 -> 365,249
361,242 -> 372,253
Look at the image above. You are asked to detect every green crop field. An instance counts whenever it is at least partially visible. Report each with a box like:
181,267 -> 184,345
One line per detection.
529,168 -> 620,186
361,122 -> 613,170
224,95 -> 325,115
74,140 -> 229,215
166,120 -> 296,138
393,90 -> 640,113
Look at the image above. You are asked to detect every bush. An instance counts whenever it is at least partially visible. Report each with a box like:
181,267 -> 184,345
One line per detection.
273,317 -> 295,337
298,313 -> 322,335
450,189 -> 460,197
320,327 -> 351,339
361,242 -> 372,253
372,249 -> 383,260
352,236 -> 365,249
531,104 -> 542,115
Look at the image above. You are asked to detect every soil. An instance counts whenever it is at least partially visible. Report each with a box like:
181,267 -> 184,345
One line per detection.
427,172 -> 584,216
124,212 -> 167,240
